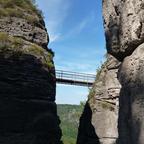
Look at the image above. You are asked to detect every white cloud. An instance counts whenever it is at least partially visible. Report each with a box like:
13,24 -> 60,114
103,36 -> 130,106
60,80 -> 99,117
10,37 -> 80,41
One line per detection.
36,0 -> 71,43
50,33 -> 61,43
73,18 -> 89,34
63,12 -> 95,38
75,12 -> 95,33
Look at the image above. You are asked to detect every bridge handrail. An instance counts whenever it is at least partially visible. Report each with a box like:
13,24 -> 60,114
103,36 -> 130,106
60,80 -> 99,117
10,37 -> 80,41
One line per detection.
56,73 -> 95,79
57,76 -> 94,81
56,70 -> 96,82
56,70 -> 96,77
56,69 -> 96,86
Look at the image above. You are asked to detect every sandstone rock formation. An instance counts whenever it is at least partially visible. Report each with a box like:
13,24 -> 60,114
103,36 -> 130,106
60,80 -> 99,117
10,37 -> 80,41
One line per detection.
0,0 -> 62,143
78,0 -> 144,143
103,0 -> 144,61
77,55 -> 121,144
102,0 -> 144,144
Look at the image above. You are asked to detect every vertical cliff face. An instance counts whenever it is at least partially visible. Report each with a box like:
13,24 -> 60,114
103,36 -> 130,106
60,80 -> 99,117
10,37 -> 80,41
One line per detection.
0,0 -> 61,143
78,1 -> 144,144
77,55 -> 121,144
103,0 -> 144,144
103,0 -> 144,61
90,55 -> 121,144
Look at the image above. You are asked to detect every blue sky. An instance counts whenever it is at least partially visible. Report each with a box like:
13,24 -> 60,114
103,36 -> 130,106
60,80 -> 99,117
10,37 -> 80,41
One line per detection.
36,0 -> 106,104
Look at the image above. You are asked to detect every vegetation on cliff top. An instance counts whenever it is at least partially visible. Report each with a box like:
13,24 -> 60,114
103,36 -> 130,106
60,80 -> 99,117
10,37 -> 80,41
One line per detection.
0,32 -> 53,69
0,0 -> 43,23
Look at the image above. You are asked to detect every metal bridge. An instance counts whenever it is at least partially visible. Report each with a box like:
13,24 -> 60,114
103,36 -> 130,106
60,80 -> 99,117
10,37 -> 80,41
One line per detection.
56,70 -> 96,87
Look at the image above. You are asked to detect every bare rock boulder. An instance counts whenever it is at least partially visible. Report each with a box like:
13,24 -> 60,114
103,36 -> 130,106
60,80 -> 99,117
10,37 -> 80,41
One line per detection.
103,0 -> 144,61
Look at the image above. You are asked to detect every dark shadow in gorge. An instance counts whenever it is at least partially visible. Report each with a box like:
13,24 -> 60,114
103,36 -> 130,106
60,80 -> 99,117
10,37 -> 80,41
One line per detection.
76,102 -> 100,144
0,53 -> 62,144
117,85 -> 142,144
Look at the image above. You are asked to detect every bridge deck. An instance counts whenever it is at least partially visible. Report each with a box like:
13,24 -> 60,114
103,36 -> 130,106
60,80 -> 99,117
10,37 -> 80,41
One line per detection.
56,70 -> 95,87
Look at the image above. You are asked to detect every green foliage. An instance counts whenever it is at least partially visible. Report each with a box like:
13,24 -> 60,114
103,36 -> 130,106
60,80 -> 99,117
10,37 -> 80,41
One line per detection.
98,101 -> 115,111
0,32 -> 23,55
104,52 -> 108,59
25,15 -> 39,24
3,7 -> 25,17
96,66 -> 102,80
0,35 -> 23,58
0,32 -> 54,69
62,136 -> 76,144
0,0 -> 36,11
0,0 -> 44,23
57,104 -> 84,144
87,59 -> 109,101
0,32 -> 9,42
88,88 -> 95,99
95,60 -> 108,81
27,44 -> 54,68
80,101 -> 86,108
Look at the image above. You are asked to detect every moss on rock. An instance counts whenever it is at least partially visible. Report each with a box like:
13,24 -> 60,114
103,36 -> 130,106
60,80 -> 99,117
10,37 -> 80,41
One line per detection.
0,32 -> 54,69
0,0 -> 43,24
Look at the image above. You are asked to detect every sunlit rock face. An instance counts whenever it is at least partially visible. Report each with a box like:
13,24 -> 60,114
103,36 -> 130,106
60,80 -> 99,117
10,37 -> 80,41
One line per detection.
0,0 -> 62,143
91,55 -> 121,144
0,17 -> 48,48
103,0 -> 144,144
103,0 -> 144,61
77,55 -> 121,144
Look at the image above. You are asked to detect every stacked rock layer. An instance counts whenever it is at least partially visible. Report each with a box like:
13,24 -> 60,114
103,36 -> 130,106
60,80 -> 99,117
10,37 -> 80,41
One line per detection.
0,0 -> 62,143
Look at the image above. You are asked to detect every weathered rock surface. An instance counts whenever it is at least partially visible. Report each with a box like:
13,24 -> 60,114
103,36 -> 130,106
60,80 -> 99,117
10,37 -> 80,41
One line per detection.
103,0 -> 144,143
0,0 -> 62,143
117,43 -> 144,144
0,17 -> 48,48
103,0 -> 144,61
77,55 -> 121,144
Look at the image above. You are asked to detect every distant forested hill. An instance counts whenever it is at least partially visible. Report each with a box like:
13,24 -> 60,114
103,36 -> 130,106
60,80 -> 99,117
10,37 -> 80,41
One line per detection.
57,104 -> 84,144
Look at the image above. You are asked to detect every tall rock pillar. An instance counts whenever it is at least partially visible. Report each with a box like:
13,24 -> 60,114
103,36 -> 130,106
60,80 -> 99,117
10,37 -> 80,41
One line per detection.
77,55 -> 121,144
103,0 -> 144,143
0,0 -> 62,143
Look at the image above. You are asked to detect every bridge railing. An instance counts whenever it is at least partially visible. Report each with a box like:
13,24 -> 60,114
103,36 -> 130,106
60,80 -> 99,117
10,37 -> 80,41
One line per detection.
56,70 -> 96,86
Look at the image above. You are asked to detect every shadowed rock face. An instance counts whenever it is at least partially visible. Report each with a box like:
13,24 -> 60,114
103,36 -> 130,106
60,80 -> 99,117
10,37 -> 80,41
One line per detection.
0,0 -> 62,143
77,102 -> 100,144
77,55 -> 121,144
103,0 -> 144,144
117,43 -> 144,144
0,54 -> 56,100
